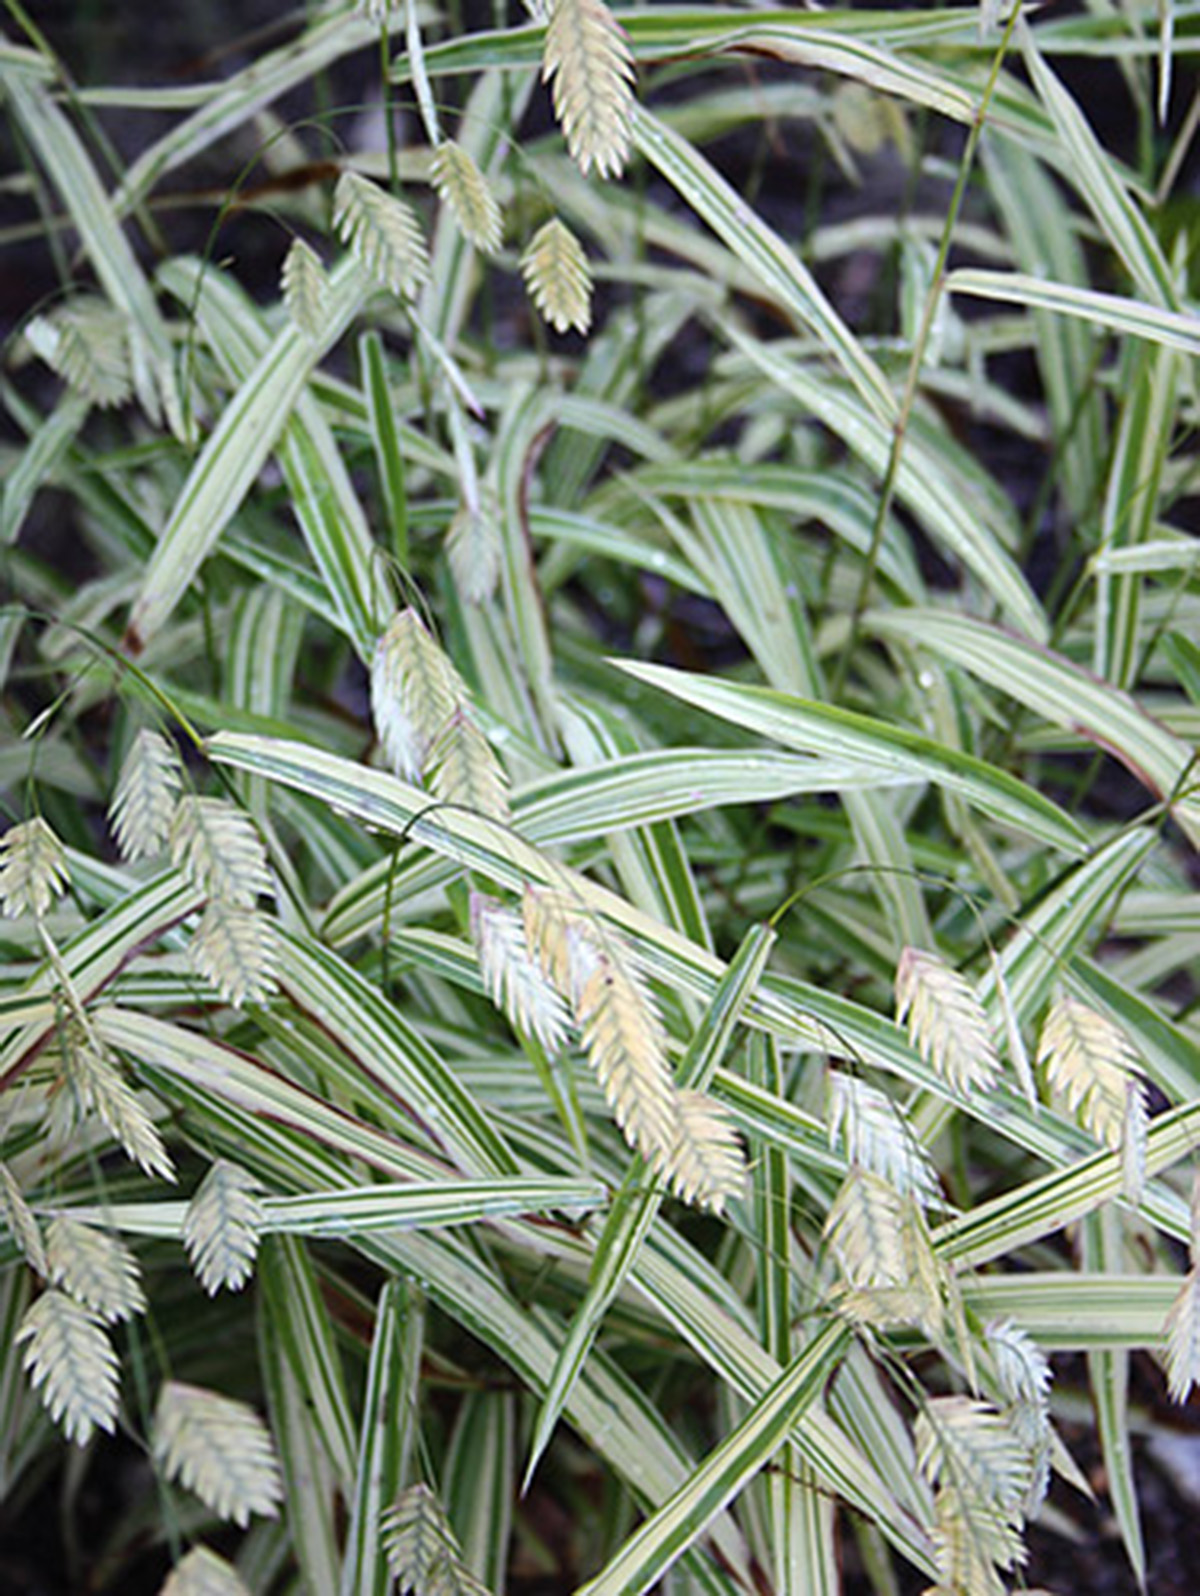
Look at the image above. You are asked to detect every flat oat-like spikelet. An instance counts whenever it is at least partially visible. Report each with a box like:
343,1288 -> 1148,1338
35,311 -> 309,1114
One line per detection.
154,1381 -> 283,1526
0,1161 -> 48,1275
471,893 -> 571,1053
25,300 -> 132,408
0,816 -> 68,919
426,708 -> 510,822
916,1396 -> 1030,1592
986,1318 -> 1052,1511
521,885 -> 579,996
1165,1266 -> 1200,1402
1037,995 -> 1146,1188
521,219 -> 592,335
432,140 -> 503,254
46,1215 -> 146,1323
109,728 -> 181,861
656,1089 -> 746,1214
524,886 -> 676,1161
382,1482 -> 491,1596
333,170 -> 429,299
61,1024 -> 175,1181
281,236 -> 330,340
824,1168 -> 907,1292
446,496 -> 502,605
828,1073 -> 938,1201
159,1547 -> 254,1596
895,946 -> 1000,1096
188,900 -> 278,1009
371,607 -> 466,781
170,797 -> 272,908
17,1288 -> 120,1446
183,1160 -> 265,1295
542,0 -> 634,178
987,1319 -> 1051,1412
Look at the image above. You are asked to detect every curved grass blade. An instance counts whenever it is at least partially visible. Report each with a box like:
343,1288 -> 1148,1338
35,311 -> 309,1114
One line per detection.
867,609 -> 1200,846
338,1280 -> 422,1596
948,269 -> 1200,358
574,1321 -> 850,1596
724,331 -> 1046,638
630,106 -> 894,422
613,660 -> 1086,855
126,259 -> 368,653
275,934 -> 519,1178
258,1236 -> 356,1487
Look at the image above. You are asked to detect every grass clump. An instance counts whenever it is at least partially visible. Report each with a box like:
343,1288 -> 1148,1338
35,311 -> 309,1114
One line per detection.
2,2 -> 1199,1592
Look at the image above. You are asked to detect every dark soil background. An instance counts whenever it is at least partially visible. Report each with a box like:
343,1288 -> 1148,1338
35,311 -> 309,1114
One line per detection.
4,2 -> 1200,1593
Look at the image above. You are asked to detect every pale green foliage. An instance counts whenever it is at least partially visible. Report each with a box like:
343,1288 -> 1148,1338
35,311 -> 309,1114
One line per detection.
170,798 -> 272,908
896,946 -> 1000,1096
0,816 -> 68,919
46,1215 -> 146,1323
471,892 -> 571,1053
6,5 -> 1199,1590
825,1170 -> 908,1292
382,1483 -> 491,1596
542,0 -> 635,178
571,924 -> 677,1161
826,1170 -> 944,1333
0,1162 -> 48,1276
183,1161 -> 265,1295
520,219 -> 592,334
25,299 -> 132,407
986,1318 -> 1052,1512
520,885 -> 578,996
333,171 -> 429,298
59,1025 -> 176,1181
17,1289 -> 120,1445
987,1319 -> 1051,1411
158,1547 -> 254,1596
109,728 -> 182,861
281,236 -> 330,340
431,141 -> 503,254
154,1381 -> 283,1526
188,900 -> 278,1008
370,608 -> 508,814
